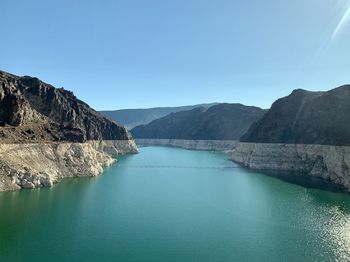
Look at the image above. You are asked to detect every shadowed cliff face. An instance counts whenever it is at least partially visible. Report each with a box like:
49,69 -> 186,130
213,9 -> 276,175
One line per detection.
100,103 -> 219,129
131,103 -> 266,140
240,86 -> 350,146
0,70 -> 132,143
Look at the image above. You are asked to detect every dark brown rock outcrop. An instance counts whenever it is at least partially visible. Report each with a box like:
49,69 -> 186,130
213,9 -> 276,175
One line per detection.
0,70 -> 132,143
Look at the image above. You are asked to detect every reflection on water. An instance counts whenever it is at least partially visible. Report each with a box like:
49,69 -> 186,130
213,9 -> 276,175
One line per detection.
322,206 -> 350,261
0,146 -> 350,262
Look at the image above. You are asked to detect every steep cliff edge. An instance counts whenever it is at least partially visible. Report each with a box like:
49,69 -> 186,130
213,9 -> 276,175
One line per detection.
231,85 -> 350,192
0,70 -> 137,191
0,70 -> 132,143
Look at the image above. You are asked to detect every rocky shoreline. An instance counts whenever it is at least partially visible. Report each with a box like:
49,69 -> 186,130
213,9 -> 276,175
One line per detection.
230,142 -> 350,192
0,70 -> 139,192
136,141 -> 350,193
135,139 -> 238,151
0,140 -> 137,192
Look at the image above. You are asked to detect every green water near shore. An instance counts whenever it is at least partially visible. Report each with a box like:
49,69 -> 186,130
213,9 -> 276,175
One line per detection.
1,146 -> 350,261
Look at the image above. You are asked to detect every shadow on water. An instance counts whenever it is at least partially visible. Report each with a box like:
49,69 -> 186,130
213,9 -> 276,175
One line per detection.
246,168 -> 348,194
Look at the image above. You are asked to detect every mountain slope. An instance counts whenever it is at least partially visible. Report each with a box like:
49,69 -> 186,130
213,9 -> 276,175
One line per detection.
100,103 -> 218,129
131,103 -> 266,140
0,70 -> 132,143
240,85 -> 350,146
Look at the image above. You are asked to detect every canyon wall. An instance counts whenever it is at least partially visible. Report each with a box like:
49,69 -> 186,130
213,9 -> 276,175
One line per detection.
230,142 -> 350,192
0,140 -> 137,192
135,139 -> 238,151
0,70 -> 138,192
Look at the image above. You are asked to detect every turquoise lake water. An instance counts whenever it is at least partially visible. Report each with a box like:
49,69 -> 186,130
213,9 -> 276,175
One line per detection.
1,146 -> 350,261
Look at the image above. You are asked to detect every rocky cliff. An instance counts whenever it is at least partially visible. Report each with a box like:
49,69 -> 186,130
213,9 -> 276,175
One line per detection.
241,86 -> 350,146
230,143 -> 350,192
0,140 -> 136,191
131,103 -> 266,140
231,85 -> 350,192
0,70 -> 137,191
0,70 -> 132,143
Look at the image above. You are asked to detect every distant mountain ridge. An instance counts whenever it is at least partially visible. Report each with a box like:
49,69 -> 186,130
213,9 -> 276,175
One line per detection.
100,103 -> 218,129
131,103 -> 266,140
241,85 -> 350,146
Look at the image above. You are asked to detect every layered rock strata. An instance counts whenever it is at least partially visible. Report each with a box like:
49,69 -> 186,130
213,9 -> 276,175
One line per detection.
0,140 -> 137,192
232,86 -> 350,192
230,143 -> 350,192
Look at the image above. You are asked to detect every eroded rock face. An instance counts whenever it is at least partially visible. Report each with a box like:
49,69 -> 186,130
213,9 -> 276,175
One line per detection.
0,70 -> 138,191
233,85 -> 350,192
0,140 -> 138,191
0,70 -> 133,143
230,143 -> 350,191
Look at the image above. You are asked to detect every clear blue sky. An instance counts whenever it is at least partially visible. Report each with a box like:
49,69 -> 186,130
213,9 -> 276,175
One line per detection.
1,0 -> 350,110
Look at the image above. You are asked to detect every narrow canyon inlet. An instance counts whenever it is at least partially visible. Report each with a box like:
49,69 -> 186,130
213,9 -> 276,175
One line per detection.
1,146 -> 350,262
